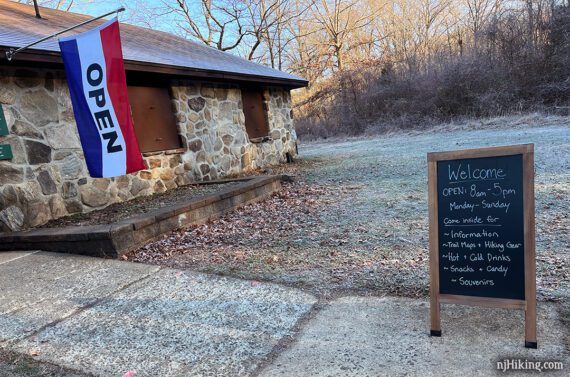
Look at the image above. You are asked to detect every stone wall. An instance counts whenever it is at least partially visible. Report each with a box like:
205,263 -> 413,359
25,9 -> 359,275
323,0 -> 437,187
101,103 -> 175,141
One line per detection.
0,68 -> 297,231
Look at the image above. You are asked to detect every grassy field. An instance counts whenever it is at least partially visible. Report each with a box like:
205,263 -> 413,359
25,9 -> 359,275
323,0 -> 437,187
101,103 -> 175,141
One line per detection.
129,114 -> 570,301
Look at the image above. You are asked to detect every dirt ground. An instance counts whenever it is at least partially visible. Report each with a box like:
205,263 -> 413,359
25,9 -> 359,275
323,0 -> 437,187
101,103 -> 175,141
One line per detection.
0,349 -> 92,377
41,183 -> 236,227
127,114 -> 570,302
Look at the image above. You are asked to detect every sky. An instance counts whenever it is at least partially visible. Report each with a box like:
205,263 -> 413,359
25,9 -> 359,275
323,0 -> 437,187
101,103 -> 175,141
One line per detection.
53,1 -> 174,30
21,1 -> 192,36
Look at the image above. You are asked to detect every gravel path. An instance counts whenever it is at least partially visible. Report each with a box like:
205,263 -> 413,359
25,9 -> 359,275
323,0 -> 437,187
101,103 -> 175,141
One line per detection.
127,114 -> 570,301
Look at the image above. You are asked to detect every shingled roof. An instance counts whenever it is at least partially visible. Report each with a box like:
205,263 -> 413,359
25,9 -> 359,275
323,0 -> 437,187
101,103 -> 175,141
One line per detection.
0,0 -> 307,88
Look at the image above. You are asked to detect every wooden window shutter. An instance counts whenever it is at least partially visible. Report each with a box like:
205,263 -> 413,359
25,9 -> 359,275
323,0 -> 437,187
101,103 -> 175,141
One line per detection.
128,86 -> 181,153
242,87 -> 269,139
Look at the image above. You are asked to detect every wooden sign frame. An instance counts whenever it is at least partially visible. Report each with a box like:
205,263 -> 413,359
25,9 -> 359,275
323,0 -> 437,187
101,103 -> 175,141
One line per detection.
427,144 -> 536,348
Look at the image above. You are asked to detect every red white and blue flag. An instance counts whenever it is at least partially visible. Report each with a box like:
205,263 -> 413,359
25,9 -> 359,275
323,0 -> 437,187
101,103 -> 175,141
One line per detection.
59,18 -> 145,178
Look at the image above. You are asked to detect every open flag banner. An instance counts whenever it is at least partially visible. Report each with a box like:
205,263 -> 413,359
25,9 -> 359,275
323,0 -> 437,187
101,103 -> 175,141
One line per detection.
59,18 -> 145,178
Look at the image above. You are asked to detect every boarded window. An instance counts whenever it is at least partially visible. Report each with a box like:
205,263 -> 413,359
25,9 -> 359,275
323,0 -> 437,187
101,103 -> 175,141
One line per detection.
128,86 -> 181,153
241,88 -> 269,139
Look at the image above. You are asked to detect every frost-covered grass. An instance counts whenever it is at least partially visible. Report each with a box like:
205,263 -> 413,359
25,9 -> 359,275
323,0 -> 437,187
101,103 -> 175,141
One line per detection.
299,115 -> 570,300
130,115 -> 570,301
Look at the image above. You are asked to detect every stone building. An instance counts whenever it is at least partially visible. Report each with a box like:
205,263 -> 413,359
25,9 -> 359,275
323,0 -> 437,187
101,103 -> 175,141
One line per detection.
0,1 -> 307,231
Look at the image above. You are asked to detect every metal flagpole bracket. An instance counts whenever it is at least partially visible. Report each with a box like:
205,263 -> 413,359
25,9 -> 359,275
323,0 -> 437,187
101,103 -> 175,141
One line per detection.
5,6 -> 125,62
5,48 -> 17,62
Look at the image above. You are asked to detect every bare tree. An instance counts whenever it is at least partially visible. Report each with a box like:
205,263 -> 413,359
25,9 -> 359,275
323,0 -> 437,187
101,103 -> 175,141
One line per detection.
19,0 -> 78,11
169,0 -> 247,51
284,0 -> 325,84
312,0 -> 377,71
242,0 -> 281,61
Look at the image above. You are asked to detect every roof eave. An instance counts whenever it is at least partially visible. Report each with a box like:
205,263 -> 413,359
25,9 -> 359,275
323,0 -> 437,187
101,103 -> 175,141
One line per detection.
0,47 -> 309,89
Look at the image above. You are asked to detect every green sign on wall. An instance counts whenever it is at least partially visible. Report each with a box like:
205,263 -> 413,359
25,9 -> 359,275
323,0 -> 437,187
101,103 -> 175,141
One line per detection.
0,104 -> 9,136
0,144 -> 13,160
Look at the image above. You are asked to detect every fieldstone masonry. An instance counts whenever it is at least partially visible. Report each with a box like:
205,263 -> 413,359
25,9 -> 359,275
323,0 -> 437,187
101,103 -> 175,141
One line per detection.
0,68 -> 297,231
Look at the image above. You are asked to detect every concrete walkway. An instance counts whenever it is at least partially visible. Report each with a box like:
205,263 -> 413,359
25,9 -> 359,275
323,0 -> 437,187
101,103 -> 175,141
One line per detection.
0,251 -> 316,376
1,252 -> 567,376
260,297 -> 568,377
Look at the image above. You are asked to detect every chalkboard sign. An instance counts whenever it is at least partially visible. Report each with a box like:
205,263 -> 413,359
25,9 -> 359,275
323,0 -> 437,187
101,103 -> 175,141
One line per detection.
437,154 -> 525,299
428,144 -> 536,348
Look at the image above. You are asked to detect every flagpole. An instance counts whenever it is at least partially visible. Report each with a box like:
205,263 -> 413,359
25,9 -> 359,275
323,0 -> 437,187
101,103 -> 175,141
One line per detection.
5,7 -> 126,62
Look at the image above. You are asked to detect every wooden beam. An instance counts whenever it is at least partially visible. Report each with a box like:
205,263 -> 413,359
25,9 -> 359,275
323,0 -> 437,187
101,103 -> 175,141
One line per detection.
428,157 -> 441,336
523,147 -> 537,348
